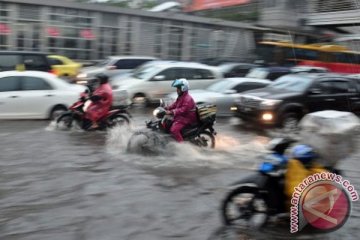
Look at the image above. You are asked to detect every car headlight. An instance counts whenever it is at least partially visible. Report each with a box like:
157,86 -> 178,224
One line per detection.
77,73 -> 87,79
260,99 -> 282,107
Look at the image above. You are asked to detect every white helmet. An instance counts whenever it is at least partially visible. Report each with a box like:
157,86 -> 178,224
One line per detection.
171,78 -> 189,92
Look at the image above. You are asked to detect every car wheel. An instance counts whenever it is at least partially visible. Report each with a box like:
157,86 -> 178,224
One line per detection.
50,105 -> 67,120
281,112 -> 299,133
132,93 -> 148,108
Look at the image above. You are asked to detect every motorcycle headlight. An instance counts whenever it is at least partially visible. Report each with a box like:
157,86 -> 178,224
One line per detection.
260,99 -> 282,107
153,109 -> 160,117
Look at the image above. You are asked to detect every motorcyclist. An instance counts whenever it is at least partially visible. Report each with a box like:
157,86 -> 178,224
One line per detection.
165,78 -> 198,142
285,144 -> 327,204
85,74 -> 113,130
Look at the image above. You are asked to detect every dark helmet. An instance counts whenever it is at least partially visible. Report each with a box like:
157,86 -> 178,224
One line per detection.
96,73 -> 109,84
291,144 -> 317,164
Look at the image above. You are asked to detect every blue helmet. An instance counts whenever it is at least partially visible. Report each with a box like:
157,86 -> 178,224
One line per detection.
291,144 -> 317,164
171,78 -> 189,92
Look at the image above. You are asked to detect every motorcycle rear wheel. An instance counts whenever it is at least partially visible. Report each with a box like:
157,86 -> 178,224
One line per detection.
194,131 -> 215,149
126,131 -> 166,156
57,114 -> 73,130
221,186 -> 268,228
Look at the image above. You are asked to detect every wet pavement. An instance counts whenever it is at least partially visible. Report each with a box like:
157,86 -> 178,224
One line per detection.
0,108 -> 359,240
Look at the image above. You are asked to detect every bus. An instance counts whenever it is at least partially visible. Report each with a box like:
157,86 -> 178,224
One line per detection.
255,41 -> 360,74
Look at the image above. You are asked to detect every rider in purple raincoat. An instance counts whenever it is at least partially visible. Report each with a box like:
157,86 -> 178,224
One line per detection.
165,78 -> 198,142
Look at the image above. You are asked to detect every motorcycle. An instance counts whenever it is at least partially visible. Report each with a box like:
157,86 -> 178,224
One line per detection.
126,100 -> 217,155
57,87 -> 131,130
221,138 -> 341,229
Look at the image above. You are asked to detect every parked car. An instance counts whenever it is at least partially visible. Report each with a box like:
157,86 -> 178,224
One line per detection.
110,60 -> 179,82
0,71 -> 85,119
232,73 -> 360,130
47,55 -> 82,78
218,63 -> 259,78
75,56 -> 157,84
166,78 -> 271,116
111,62 -> 222,106
291,66 -> 329,73
0,51 -> 53,73
349,73 -> 360,79
245,66 -> 292,81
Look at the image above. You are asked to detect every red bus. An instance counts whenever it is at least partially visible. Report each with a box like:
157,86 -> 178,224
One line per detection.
256,41 -> 360,74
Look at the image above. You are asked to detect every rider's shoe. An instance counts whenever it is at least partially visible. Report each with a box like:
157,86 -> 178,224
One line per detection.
88,122 -> 100,130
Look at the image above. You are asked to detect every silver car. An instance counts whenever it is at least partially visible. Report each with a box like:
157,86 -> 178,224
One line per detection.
75,56 -> 157,84
111,61 -> 222,106
166,78 -> 271,116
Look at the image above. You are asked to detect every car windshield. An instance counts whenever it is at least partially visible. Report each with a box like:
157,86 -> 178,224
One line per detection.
268,75 -> 313,92
95,58 -> 111,67
132,66 -> 161,80
246,68 -> 268,79
206,80 -> 234,93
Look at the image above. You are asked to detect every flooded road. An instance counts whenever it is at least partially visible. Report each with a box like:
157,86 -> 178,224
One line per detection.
1,109 -> 359,240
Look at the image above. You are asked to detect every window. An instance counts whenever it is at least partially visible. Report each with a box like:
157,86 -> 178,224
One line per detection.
267,71 -> 289,81
0,55 -> 19,69
21,77 -> 52,90
49,58 -> 64,65
115,59 -> 153,69
233,66 -> 251,76
316,81 -> 332,94
234,83 -> 268,93
23,55 -> 47,68
0,76 -> 21,92
331,81 -> 350,93
155,68 -> 179,81
195,69 -> 215,79
48,58 -> 63,65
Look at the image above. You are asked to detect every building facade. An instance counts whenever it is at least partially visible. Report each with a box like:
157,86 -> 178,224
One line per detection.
0,0 -> 263,61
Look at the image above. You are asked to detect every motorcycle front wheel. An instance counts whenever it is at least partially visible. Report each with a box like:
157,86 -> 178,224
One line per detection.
193,131 -> 215,149
56,113 -> 74,130
108,114 -> 130,128
221,186 -> 268,228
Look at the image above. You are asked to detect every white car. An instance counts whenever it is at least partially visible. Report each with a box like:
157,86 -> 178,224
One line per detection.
0,71 -> 85,119
166,78 -> 271,116
111,62 -> 222,106
349,73 -> 360,79
76,56 -> 157,84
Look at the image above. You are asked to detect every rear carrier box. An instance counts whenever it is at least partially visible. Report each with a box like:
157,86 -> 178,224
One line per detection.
197,104 -> 217,123
299,110 -> 360,167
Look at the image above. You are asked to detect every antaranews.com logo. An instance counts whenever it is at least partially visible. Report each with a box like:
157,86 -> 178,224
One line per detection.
290,172 -> 359,233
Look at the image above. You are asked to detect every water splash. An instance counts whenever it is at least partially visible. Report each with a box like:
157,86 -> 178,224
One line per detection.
106,126 -> 269,170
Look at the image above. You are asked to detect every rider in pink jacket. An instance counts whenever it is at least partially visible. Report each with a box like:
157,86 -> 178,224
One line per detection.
86,74 -> 113,129
166,79 -> 197,142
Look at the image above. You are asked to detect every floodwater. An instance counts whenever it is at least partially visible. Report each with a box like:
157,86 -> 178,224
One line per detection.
1,109 -> 359,240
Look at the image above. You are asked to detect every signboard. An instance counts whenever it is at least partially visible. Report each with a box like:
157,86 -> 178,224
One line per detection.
0,23 -> 11,35
185,0 -> 250,12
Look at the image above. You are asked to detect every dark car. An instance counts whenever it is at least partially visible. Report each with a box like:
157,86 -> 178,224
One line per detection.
232,73 -> 360,130
0,51 -> 53,73
218,63 -> 259,78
